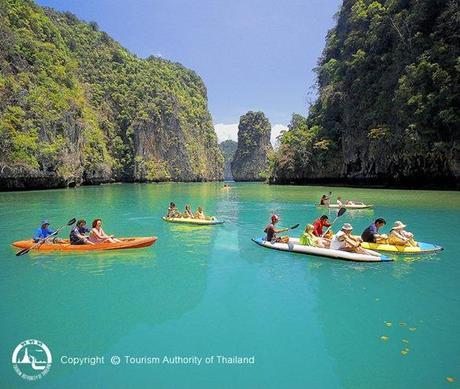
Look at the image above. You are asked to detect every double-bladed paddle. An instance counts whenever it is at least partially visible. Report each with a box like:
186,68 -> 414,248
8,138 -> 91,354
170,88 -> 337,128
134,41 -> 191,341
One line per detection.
16,218 -> 76,256
321,208 -> 346,237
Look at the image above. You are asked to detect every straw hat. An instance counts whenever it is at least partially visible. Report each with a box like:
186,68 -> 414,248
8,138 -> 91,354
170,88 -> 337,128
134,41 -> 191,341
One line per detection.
392,221 -> 407,229
341,223 -> 353,231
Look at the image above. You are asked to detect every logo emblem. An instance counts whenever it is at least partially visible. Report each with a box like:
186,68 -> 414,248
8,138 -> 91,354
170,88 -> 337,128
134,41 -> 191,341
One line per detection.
12,339 -> 52,381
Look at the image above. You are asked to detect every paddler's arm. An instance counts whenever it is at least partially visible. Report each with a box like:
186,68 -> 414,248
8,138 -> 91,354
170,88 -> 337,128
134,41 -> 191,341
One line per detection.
275,228 -> 289,233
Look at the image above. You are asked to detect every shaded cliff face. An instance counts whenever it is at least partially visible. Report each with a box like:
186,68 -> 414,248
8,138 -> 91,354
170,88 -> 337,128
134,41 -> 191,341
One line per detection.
219,140 -> 237,180
231,112 -> 273,181
270,0 -> 459,188
0,0 -> 223,190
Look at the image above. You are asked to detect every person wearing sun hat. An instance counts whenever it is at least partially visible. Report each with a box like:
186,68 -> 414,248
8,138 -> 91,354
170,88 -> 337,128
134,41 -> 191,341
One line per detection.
33,220 -> 55,242
389,221 -> 417,246
331,223 -> 379,256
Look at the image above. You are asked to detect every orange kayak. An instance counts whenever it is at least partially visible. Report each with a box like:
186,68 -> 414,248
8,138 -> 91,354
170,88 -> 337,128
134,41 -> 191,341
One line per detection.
12,237 -> 157,252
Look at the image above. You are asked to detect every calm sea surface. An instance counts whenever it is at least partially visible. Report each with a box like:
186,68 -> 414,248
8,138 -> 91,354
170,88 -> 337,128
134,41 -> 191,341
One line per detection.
0,182 -> 459,388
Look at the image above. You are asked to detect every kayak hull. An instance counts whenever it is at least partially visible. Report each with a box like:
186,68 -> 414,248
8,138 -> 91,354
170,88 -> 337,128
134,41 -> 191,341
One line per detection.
252,237 -> 391,262
12,237 -> 157,252
317,204 -> 373,209
162,217 -> 224,225
361,241 -> 443,254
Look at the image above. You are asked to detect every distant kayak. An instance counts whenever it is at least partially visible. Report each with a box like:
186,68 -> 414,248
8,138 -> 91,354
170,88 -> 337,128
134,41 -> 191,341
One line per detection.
317,203 -> 373,209
162,217 -> 225,225
252,237 -> 391,262
12,237 -> 157,252
361,241 -> 443,254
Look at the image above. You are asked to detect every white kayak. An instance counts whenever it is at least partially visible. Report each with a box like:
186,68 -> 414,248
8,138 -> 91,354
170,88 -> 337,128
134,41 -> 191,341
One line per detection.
252,237 -> 391,262
317,203 -> 373,209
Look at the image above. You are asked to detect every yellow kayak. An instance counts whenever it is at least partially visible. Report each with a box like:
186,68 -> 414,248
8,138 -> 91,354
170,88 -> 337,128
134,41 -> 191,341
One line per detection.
361,241 -> 443,254
162,217 -> 224,225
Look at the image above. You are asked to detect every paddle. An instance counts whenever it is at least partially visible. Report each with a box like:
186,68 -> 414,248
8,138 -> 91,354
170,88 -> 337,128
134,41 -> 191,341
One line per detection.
321,208 -> 346,237
287,223 -> 300,231
16,218 -> 76,256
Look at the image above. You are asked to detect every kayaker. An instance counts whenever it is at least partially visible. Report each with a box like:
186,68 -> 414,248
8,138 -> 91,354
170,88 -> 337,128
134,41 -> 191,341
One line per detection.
69,220 -> 94,245
361,218 -> 387,243
331,223 -> 377,255
336,196 -> 343,207
264,215 -> 289,243
320,192 -> 332,206
194,206 -> 206,220
88,219 -> 121,244
182,204 -> 194,218
313,215 -> 331,237
33,220 -> 54,242
388,221 -> 418,246
167,202 -> 180,218
299,224 -> 330,248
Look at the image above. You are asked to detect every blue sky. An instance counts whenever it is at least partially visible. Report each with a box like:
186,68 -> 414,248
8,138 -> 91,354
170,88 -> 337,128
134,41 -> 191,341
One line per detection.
37,0 -> 340,142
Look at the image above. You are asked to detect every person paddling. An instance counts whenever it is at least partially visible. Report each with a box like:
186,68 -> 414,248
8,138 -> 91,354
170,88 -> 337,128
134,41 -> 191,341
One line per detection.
313,215 -> 331,237
361,218 -> 387,243
388,221 -> 418,246
88,219 -> 121,244
70,220 -> 94,245
320,192 -> 332,206
264,215 -> 289,243
331,223 -> 379,256
33,220 -> 54,242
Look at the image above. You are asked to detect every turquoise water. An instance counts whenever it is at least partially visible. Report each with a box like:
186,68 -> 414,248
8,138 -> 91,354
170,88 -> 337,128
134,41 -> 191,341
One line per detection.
0,182 -> 459,388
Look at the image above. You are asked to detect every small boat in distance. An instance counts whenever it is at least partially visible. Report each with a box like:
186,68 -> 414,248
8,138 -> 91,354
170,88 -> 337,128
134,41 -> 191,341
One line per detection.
317,202 -> 373,209
162,217 -> 224,226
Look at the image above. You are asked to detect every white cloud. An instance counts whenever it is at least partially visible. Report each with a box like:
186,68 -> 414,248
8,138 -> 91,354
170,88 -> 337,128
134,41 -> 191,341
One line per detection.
214,123 -> 288,146
214,123 -> 238,142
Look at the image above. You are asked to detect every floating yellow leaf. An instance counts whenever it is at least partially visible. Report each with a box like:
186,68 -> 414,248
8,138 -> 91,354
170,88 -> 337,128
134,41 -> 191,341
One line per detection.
401,350 -> 408,356
402,339 -> 409,344
380,336 -> 389,341
385,322 -> 392,327
399,322 -> 407,326
446,377 -> 455,383
409,327 -> 417,332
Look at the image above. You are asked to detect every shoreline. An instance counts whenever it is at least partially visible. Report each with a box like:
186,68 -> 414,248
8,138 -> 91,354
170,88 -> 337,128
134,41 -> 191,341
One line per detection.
1,179 -> 459,193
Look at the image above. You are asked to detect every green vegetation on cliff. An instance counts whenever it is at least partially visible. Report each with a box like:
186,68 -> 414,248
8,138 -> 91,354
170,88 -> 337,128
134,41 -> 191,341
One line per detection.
270,0 -> 459,188
0,0 -> 223,189
232,111 -> 273,181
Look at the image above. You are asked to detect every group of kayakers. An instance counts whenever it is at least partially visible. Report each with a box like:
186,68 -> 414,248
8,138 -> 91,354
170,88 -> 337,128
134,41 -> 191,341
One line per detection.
265,214 -> 418,254
34,219 -> 119,245
319,193 -> 359,207
166,202 -> 209,220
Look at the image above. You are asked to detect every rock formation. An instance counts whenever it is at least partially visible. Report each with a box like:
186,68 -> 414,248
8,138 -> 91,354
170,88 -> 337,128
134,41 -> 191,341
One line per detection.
231,112 -> 273,181
0,0 -> 223,190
